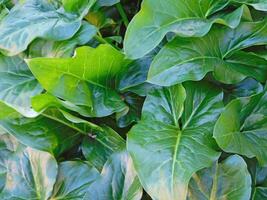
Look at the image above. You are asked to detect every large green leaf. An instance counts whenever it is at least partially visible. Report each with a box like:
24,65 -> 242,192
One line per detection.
0,132 -> 58,199
148,20 -> 267,85
214,89 -> 267,166
51,152 -> 142,200
28,21 -> 97,58
0,101 -> 87,156
50,152 -> 142,200
84,151 -> 142,200
0,54 -> 42,117
127,81 -> 223,200
27,44 -> 128,117
187,155 -> 251,200
50,161 -> 99,199
0,0 -> 94,56
124,0 -> 248,59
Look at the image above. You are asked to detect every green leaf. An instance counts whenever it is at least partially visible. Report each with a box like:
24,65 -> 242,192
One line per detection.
127,81 -> 223,200
82,126 -> 125,171
118,48 -> 160,96
0,132 -> 57,199
214,89 -> 267,166
84,151 -> 143,200
253,187 -> 267,199
0,0 -> 92,56
62,0 -> 95,14
124,0 -> 246,59
96,0 -> 120,7
148,20 -> 267,85
0,54 -> 43,117
28,21 -> 97,58
187,155 -> 251,200
222,78 -> 264,103
0,101 -> 84,156
49,160 -> 99,200
51,152 -> 142,200
27,44 -> 128,117
234,0 -> 267,11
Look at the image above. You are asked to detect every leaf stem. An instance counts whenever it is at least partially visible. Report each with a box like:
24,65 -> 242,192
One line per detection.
94,33 -> 109,44
116,3 -> 129,27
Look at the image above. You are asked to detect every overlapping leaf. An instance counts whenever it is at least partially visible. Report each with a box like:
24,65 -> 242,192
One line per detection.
214,88 -> 267,166
148,20 -> 267,85
0,101 -> 88,156
124,0 -> 253,59
128,81 -> 223,200
0,132 -> 58,199
27,44 -> 128,117
187,155 -> 251,200
0,0 -> 95,56
28,21 -> 97,58
0,54 -> 42,117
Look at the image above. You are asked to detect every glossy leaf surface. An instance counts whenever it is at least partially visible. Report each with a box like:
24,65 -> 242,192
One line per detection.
128,82 -> 223,200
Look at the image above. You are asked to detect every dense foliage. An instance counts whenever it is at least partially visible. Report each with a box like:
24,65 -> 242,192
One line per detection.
0,0 -> 266,199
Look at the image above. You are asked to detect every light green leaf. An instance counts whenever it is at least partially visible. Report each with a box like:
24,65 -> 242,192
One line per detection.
28,21 -> 97,58
0,0 -> 92,56
62,0 -> 95,14
0,54 -> 42,117
0,132 -> 57,200
124,0 -> 246,59
214,89 -> 267,166
148,20 -> 267,85
27,44 -> 128,117
127,81 -> 223,200
187,155 -> 251,200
